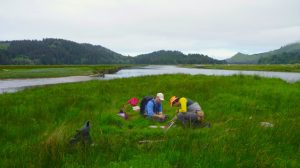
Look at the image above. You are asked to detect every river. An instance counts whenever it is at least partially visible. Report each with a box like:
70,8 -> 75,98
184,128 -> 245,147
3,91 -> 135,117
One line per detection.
1,65 -> 300,94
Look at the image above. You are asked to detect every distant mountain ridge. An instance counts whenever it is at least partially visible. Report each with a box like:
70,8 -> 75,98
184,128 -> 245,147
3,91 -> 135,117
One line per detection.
134,50 -> 225,64
0,38 -> 223,65
0,38 -> 131,64
2,38 -> 298,65
227,42 -> 300,64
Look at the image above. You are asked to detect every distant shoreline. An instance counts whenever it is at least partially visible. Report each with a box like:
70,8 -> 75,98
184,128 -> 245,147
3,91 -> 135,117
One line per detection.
182,64 -> 300,73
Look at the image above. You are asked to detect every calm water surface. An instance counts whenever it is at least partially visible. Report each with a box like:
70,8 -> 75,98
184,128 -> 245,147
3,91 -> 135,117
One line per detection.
1,65 -> 300,94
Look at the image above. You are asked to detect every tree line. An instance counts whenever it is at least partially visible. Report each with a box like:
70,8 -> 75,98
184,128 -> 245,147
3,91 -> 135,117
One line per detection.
0,39 -> 224,65
258,52 -> 300,64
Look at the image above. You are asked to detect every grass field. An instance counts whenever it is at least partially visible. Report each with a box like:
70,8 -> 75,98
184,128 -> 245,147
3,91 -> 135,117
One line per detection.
0,65 -> 126,79
0,74 -> 299,167
185,64 -> 300,72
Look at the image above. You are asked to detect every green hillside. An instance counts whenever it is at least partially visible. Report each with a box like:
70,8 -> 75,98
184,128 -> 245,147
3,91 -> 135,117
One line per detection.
226,52 -> 258,64
227,43 -> 300,64
0,39 -> 223,65
0,39 -> 131,65
134,50 -> 225,64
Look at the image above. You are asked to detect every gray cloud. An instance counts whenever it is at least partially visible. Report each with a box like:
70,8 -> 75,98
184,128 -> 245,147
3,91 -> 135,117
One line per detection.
1,0 -> 300,59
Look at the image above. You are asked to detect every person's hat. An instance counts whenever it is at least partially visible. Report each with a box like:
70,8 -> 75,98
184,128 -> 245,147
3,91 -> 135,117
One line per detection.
169,96 -> 178,106
156,93 -> 164,101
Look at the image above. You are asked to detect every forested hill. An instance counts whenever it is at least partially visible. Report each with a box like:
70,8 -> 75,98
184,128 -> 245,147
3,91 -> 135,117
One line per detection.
257,43 -> 300,64
227,42 -> 300,64
133,50 -> 225,64
0,39 -> 224,65
0,39 -> 132,64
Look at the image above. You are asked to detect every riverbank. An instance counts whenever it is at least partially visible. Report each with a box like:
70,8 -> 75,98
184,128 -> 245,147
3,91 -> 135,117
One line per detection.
0,65 -> 128,79
1,74 -> 299,167
183,64 -> 300,72
2,65 -> 300,94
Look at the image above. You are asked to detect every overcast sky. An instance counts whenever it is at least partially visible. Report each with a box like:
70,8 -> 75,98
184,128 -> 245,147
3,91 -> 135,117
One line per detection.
1,0 -> 300,59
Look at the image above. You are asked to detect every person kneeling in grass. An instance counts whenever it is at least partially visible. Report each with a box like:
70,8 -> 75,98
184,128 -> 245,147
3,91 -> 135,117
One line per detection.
144,93 -> 167,122
169,96 -> 205,127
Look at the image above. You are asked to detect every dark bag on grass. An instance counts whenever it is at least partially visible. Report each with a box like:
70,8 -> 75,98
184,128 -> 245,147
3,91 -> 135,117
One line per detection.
140,96 -> 154,115
69,121 -> 92,145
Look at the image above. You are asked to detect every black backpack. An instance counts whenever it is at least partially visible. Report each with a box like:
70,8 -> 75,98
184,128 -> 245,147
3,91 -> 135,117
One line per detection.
140,96 -> 154,115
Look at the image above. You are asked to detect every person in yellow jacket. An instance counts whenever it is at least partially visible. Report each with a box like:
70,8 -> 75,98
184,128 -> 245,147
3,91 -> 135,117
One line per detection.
169,96 -> 205,127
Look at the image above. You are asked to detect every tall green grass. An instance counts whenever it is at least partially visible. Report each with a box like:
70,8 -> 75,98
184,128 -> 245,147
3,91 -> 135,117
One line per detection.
0,74 -> 299,167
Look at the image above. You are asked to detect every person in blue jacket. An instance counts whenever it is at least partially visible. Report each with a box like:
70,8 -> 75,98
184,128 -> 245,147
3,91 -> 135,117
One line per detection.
145,93 -> 167,122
